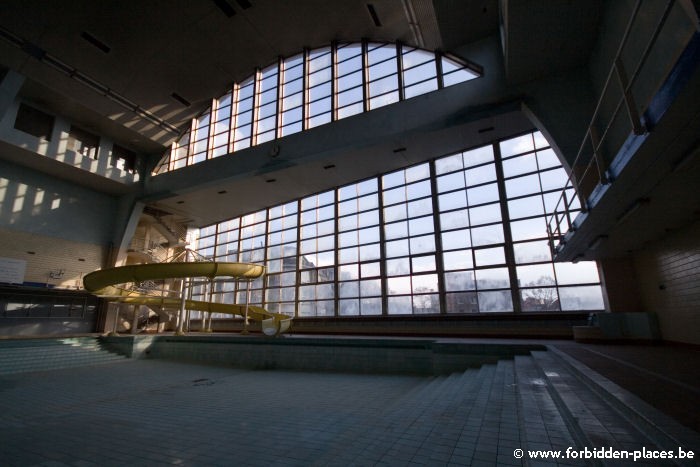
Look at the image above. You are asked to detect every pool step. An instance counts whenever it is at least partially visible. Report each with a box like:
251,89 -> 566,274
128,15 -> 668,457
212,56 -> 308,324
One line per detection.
0,337 -> 128,375
517,349 -> 700,466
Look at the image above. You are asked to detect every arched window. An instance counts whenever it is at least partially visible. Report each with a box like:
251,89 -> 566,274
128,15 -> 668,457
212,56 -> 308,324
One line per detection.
153,41 -> 480,174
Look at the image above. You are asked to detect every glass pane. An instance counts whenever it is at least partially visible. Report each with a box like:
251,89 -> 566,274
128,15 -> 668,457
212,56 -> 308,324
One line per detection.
339,299 -> 360,316
437,172 -> 465,193
465,163 -> 496,186
470,224 -> 504,247
388,296 -> 412,315
441,229 -> 471,250
521,288 -> 560,311
412,255 -> 435,273
508,195 -> 544,219
516,264 -> 556,286
559,285 -> 604,310
438,191 -> 468,211
467,183 -> 499,206
386,258 -> 410,276
469,203 -> 501,226
444,271 -> 475,291
510,217 -> 547,241
502,153 -> 538,177
474,247 -> 505,267
505,174 -> 541,198
387,276 -> 411,295
443,249 -> 473,270
513,240 -> 552,264
413,294 -> 439,314
500,133 -> 534,157
478,291 -> 513,312
435,153 -> 463,175
440,209 -> 470,230
554,261 -> 600,285
445,292 -> 479,313
475,267 -> 510,289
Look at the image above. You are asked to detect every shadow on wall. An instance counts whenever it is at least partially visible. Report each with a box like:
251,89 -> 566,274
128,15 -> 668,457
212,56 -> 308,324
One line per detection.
0,160 -> 116,244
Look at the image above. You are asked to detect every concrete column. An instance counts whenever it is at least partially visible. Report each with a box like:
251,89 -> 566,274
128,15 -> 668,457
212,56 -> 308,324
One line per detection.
598,256 -> 642,312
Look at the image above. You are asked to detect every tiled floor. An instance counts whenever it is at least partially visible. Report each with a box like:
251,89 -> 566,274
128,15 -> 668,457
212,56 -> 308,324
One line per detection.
0,340 -> 698,466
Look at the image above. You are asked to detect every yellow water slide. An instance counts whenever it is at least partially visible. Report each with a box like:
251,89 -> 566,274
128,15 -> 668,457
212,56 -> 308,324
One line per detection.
83,262 -> 292,336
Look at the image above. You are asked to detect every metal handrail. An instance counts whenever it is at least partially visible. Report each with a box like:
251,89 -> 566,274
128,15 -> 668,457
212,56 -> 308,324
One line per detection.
546,0 -> 681,255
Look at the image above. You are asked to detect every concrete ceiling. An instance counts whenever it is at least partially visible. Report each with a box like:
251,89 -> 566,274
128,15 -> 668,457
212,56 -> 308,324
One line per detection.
1,0 -> 616,231
0,0 -> 601,155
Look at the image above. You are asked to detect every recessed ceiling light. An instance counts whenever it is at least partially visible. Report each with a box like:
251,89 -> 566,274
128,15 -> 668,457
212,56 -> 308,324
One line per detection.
27,251 -> 36,255
218,190 -> 227,194
266,179 -> 276,183
176,200 -> 185,204
323,164 -> 336,170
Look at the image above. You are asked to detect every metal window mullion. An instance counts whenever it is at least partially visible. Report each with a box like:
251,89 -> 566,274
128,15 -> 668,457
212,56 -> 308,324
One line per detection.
186,119 -> 196,166
205,99 -> 215,160
331,41 -> 338,121
435,51 -> 445,90
493,141 -> 522,313
332,189 -> 340,316
234,220 -> 244,306
228,84 -> 239,154
428,160 -> 446,314
396,41 -> 405,101
302,49 -> 309,131
274,56 -> 283,139
361,39 -> 369,112
293,200 -> 303,318
224,86 -> 236,155
377,176 -> 388,316
251,68 -> 261,147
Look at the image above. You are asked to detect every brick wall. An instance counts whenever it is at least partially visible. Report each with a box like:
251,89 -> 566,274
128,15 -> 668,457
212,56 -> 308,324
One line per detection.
634,220 -> 700,344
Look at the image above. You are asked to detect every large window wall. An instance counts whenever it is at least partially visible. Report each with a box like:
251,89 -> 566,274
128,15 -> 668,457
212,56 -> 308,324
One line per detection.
194,131 -> 605,318
155,41 -> 480,174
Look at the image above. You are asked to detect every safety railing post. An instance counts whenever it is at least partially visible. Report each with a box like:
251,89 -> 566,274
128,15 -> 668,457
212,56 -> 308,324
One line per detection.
614,57 -> 646,135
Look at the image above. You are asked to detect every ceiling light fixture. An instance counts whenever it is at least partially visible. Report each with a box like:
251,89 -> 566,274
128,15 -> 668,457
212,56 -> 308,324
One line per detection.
0,26 -> 179,135
171,93 -> 191,107
366,4 -> 382,27
81,31 -> 111,53
213,0 -> 236,17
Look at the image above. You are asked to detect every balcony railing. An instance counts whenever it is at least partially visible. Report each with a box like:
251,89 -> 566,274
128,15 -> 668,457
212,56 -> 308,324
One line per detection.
546,0 -> 698,257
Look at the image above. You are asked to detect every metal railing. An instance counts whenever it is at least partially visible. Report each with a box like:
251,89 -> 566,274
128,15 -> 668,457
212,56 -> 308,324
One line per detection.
546,0 -> 694,256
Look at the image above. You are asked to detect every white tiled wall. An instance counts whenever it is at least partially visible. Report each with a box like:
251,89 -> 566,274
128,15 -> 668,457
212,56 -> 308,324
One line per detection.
634,220 -> 700,345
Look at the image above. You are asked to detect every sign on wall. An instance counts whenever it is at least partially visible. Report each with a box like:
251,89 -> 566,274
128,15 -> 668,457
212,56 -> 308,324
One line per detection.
0,257 -> 27,284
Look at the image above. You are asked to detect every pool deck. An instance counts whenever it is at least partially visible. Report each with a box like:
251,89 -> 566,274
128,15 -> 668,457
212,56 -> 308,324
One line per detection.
0,335 -> 698,466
